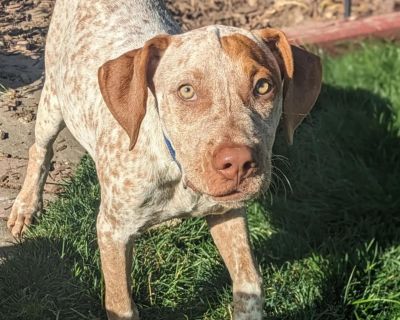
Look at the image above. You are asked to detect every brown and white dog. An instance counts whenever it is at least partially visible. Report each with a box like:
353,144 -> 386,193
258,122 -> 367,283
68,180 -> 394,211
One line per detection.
8,0 -> 322,319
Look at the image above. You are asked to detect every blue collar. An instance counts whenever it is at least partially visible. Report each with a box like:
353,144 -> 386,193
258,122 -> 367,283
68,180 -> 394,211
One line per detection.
163,132 -> 182,172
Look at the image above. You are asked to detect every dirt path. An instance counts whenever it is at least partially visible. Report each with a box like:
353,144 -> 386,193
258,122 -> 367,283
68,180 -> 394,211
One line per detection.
0,0 -> 85,250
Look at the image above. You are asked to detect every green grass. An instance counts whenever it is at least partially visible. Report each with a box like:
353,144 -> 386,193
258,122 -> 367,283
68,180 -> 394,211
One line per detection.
0,83 -> 8,95
1,41 -> 400,320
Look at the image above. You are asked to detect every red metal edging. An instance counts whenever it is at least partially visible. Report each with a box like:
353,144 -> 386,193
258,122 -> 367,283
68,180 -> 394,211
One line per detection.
284,12 -> 400,45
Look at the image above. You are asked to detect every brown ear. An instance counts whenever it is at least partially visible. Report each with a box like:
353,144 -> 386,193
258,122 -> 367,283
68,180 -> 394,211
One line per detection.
98,35 -> 170,150
255,28 -> 322,144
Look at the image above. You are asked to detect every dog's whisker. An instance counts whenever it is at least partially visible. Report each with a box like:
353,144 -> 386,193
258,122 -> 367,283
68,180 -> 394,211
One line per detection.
273,165 -> 293,194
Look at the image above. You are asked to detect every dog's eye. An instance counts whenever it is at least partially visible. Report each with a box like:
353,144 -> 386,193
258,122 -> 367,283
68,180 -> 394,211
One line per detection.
254,78 -> 272,96
178,84 -> 196,100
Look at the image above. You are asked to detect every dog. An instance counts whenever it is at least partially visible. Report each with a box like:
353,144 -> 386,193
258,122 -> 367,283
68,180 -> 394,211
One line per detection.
8,0 -> 322,319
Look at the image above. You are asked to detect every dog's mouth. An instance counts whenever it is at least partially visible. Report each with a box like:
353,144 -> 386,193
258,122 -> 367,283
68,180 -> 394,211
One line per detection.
185,178 -> 257,203
210,190 -> 251,202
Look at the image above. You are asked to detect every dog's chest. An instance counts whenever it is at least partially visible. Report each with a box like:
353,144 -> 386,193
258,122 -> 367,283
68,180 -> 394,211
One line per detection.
136,167 -> 228,225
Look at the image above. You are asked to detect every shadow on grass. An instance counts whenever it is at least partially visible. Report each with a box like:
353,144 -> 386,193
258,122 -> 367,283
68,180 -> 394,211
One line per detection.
258,84 -> 400,263
0,84 -> 399,320
0,238 -> 103,320
254,84 -> 400,319
0,25 -> 47,88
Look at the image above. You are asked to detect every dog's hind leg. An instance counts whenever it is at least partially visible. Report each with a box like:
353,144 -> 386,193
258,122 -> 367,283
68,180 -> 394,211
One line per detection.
7,81 -> 65,237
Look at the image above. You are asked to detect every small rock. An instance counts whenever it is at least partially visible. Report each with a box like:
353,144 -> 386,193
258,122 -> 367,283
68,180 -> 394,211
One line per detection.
16,40 -> 28,46
0,130 -> 9,140
0,153 -> 12,158
26,42 -> 36,50
56,144 -> 67,152
18,113 -> 35,123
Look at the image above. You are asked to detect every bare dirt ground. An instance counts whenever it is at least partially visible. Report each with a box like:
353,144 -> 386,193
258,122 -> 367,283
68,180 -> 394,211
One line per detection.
0,0 -> 398,248
0,0 -> 85,249
166,0 -> 399,31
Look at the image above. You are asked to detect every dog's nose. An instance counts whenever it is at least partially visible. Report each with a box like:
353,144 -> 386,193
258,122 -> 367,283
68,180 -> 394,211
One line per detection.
212,144 -> 257,182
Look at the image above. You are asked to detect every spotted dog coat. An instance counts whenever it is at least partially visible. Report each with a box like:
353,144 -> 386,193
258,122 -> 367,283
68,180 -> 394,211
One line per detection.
8,0 -> 322,319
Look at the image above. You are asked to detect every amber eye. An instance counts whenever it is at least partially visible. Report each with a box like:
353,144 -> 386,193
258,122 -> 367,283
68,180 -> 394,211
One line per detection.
178,84 -> 196,100
254,78 -> 272,95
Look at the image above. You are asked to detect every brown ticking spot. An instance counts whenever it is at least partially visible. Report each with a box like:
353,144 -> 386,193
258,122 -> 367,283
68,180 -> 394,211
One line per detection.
111,184 -> 119,195
106,211 -> 120,228
98,131 -> 107,146
212,114 -> 222,122
149,154 -> 157,162
123,179 -> 134,189
76,43 -> 90,57
86,115 -> 96,130
171,37 -> 183,48
104,3 -> 119,14
102,175 -> 111,186
77,12 -> 92,26
73,81 -> 81,94
50,83 -> 57,95
110,168 -> 119,178
111,201 -> 123,213
135,170 -> 145,180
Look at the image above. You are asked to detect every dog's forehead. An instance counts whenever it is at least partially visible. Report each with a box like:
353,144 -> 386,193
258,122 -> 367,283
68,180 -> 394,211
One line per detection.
163,25 -> 279,81
171,25 -> 264,52
181,25 -> 259,41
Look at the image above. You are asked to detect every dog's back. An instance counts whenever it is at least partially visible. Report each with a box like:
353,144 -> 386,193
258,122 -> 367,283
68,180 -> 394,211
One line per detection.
44,0 -> 179,155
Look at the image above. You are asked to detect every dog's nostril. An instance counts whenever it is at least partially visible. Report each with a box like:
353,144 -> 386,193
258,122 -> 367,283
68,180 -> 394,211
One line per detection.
243,161 -> 254,172
223,163 -> 232,170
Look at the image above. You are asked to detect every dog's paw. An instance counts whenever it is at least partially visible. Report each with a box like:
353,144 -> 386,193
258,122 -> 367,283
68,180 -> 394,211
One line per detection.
233,292 -> 263,320
7,195 -> 42,238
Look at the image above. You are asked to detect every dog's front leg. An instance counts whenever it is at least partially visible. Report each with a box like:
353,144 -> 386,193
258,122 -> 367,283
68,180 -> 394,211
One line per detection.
97,213 -> 138,320
206,209 -> 263,320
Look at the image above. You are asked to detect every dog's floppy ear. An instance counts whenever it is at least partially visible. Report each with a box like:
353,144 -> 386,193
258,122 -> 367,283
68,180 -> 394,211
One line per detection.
98,35 -> 170,150
254,28 -> 322,144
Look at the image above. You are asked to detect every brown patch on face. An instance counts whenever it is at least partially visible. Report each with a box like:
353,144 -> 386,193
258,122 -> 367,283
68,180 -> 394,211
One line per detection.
220,33 -> 281,102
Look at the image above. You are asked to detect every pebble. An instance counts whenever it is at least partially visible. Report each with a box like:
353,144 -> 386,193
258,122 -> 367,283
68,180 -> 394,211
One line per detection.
0,130 -> 9,140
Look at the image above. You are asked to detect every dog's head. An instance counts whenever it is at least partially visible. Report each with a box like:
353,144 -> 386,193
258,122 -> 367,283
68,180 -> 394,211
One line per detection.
98,25 -> 322,207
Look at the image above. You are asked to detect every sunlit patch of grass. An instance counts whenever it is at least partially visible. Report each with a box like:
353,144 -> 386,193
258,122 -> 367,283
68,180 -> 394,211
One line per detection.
0,83 -> 8,95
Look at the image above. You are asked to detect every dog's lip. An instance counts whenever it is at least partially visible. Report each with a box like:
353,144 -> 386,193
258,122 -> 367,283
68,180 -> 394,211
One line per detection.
210,190 -> 248,202
184,178 -> 250,202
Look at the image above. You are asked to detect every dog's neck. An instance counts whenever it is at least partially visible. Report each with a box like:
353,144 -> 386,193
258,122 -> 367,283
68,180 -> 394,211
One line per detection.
104,0 -> 181,36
